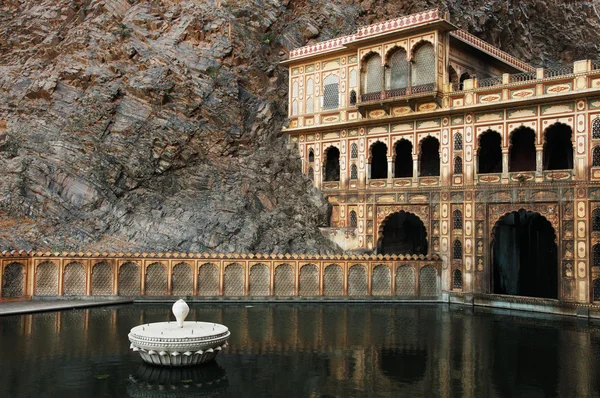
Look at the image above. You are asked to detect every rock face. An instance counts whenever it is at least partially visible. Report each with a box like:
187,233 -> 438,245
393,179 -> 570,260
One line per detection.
0,0 -> 598,253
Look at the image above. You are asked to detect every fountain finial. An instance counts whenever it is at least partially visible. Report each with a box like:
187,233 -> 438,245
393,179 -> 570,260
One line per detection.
172,299 -> 190,328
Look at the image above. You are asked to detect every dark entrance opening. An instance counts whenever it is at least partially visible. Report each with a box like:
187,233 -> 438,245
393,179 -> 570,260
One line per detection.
509,127 -> 536,172
492,210 -> 558,299
394,139 -> 413,178
324,147 -> 340,181
370,142 -> 388,179
378,212 -> 428,255
543,123 -> 573,170
478,130 -> 502,174
419,136 -> 440,177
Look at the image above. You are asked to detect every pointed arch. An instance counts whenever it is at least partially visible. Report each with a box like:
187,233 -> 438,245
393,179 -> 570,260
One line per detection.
369,141 -> 388,179
224,263 -> 245,296
323,146 -> 340,181
348,264 -> 367,296
274,264 -> 294,296
387,47 -> 409,91
509,127 -> 536,172
419,136 -> 440,176
198,263 -> 219,296
394,139 -> 413,178
299,264 -> 319,296
36,261 -> 58,296
478,130 -> 502,174
2,262 -> 25,298
118,262 -> 140,296
92,262 -> 113,296
63,262 -> 86,296
362,53 -> 384,94
377,211 -> 428,255
411,41 -> 435,86
172,263 -> 193,296
249,263 -> 270,296
371,265 -> 391,296
543,122 -> 573,170
323,264 -> 343,296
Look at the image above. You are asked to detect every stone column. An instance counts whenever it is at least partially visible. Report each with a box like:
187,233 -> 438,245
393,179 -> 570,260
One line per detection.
502,149 -> 509,178
387,160 -> 394,181
412,155 -> 419,183
536,145 -> 543,176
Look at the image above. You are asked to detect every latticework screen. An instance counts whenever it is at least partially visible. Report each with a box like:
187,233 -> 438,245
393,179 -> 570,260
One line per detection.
388,49 -> 408,89
2,262 -> 24,297
172,263 -> 193,296
323,75 -> 339,110
395,266 -> 415,296
348,265 -> 367,296
198,263 -> 219,296
118,262 -> 140,296
91,262 -> 113,296
299,264 -> 319,296
249,264 -> 270,296
371,265 -> 391,296
274,264 -> 294,296
323,265 -> 343,296
419,266 -> 438,296
63,262 -> 86,296
224,264 -> 245,296
412,43 -> 435,86
145,263 -> 167,296
453,269 -> 463,290
364,54 -> 383,94
36,261 -> 58,296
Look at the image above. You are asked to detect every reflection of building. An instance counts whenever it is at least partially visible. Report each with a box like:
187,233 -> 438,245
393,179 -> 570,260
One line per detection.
283,8 -> 600,305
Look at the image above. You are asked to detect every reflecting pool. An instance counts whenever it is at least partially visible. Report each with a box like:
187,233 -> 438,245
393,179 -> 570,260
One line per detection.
1,303 -> 600,397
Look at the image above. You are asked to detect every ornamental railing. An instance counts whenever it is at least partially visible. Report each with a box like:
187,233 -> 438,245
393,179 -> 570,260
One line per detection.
411,83 -> 436,94
478,76 -> 503,88
509,71 -> 537,83
385,87 -> 407,98
544,65 -> 573,78
361,92 -> 381,102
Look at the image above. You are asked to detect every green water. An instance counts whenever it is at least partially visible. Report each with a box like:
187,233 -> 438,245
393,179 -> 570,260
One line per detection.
0,303 -> 599,397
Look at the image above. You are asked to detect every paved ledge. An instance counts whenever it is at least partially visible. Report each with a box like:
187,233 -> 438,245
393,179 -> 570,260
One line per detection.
134,296 -> 443,304
0,298 -> 133,316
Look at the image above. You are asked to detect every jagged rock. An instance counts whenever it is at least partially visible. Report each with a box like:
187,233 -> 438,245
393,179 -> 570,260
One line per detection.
0,0 -> 599,253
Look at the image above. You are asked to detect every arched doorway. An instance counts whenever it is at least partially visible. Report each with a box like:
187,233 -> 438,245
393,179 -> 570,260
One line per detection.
491,210 -> 558,299
370,141 -> 388,179
377,212 -> 428,255
323,147 -> 340,181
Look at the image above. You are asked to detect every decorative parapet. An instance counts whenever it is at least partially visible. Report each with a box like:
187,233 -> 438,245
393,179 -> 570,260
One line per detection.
0,250 -> 441,262
288,9 -> 443,60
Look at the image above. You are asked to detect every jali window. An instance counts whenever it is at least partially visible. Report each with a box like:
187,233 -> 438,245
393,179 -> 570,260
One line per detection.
323,75 -> 339,110
350,164 -> 358,180
453,240 -> 463,259
454,133 -> 463,150
349,211 -> 357,228
453,209 -> 463,230
593,118 -> 600,139
454,156 -> 463,174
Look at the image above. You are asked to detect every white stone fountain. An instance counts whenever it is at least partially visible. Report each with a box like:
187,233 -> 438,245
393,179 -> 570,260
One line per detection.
128,299 -> 230,366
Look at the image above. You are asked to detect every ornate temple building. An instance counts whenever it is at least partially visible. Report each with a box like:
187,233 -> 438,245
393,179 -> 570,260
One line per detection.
283,8 -> 600,305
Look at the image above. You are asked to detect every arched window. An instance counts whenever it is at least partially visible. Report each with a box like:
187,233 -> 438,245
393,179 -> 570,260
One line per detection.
594,278 -> 600,302
387,48 -> 409,90
350,164 -> 358,180
592,208 -> 600,231
453,210 -> 463,230
543,123 -> 573,170
323,75 -> 339,110
593,118 -> 600,139
324,147 -> 340,181
351,143 -> 358,159
363,54 -> 384,94
453,240 -> 463,260
370,142 -> 388,179
454,156 -> 463,174
394,139 -> 413,178
349,70 -> 357,88
411,42 -> 435,86
349,211 -> 357,228
509,127 -> 536,172
478,130 -> 502,174
449,66 -> 458,85
291,100 -> 298,116
453,269 -> 463,289
419,136 -> 440,177
594,244 -> 600,267
306,78 -> 313,96
349,90 -> 357,105
454,133 -> 463,151
593,146 -> 600,167
308,167 -> 314,181
306,97 -> 313,114
308,148 -> 314,163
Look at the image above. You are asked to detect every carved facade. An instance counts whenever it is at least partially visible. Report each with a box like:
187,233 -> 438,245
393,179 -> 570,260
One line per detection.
283,9 -> 600,304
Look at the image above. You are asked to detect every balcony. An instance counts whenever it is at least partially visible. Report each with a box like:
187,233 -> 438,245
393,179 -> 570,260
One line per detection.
359,83 -> 437,105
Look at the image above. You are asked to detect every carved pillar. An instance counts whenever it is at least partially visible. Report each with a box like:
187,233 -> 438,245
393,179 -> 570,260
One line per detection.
502,149 -> 509,178
536,146 -> 543,176
387,160 -> 394,181
412,155 -> 419,182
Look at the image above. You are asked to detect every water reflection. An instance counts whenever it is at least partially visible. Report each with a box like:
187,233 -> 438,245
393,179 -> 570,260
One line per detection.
0,304 -> 599,397
128,363 -> 228,397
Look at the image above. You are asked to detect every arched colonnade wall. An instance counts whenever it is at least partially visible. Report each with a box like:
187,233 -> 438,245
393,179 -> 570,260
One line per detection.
0,253 -> 441,299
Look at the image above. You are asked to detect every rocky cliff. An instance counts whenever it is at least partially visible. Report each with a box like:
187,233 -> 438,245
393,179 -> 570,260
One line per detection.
0,0 -> 598,253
